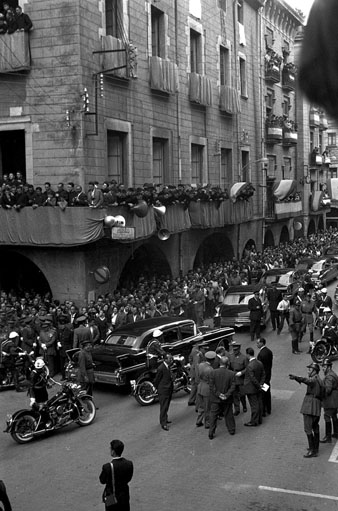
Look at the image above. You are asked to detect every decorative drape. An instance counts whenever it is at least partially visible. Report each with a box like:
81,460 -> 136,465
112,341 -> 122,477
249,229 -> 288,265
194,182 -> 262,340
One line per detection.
149,56 -> 179,93
0,32 -> 30,72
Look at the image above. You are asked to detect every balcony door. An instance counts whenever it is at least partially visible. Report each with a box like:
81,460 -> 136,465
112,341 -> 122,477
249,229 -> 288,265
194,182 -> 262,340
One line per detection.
0,129 -> 26,181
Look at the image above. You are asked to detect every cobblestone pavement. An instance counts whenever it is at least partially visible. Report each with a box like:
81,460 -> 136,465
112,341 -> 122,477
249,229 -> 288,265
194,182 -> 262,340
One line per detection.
2,285 -> 338,511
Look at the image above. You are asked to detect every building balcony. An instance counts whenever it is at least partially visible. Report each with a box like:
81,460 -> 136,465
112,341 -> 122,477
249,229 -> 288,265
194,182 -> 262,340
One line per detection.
320,113 -> 328,130
149,57 -> 179,94
189,73 -> 212,106
219,85 -> 241,114
309,108 -> 320,128
282,70 -> 296,91
282,130 -> 298,146
310,150 -> 323,166
266,200 -> 302,220
265,63 -> 281,83
0,32 -> 31,73
266,126 -> 283,144
100,36 -> 137,78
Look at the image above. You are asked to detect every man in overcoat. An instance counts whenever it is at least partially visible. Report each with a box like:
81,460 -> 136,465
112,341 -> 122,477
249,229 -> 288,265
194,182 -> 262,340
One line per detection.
208,356 -> 236,439
320,359 -> 338,443
257,338 -> 273,416
153,352 -> 173,431
248,290 -> 263,342
240,347 -> 265,427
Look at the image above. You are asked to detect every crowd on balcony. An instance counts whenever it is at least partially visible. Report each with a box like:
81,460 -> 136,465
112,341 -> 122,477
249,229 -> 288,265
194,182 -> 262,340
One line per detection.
0,3 -> 32,34
0,172 -> 232,211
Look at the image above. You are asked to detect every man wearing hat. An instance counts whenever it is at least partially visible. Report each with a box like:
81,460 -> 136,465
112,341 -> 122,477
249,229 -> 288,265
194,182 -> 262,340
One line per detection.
38,316 -> 58,377
320,359 -> 338,443
301,292 -> 317,353
57,315 -> 74,380
146,329 -> 166,371
229,340 -> 248,415
73,315 -> 91,349
289,362 -> 323,458
195,350 -> 216,428
248,289 -> 264,342
77,339 -> 95,396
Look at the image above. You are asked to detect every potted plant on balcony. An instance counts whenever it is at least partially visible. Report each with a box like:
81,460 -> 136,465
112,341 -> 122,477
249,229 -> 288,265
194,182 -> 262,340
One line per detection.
282,62 -> 297,90
266,115 -> 283,143
282,117 -> 298,145
265,49 -> 282,83
231,182 -> 255,203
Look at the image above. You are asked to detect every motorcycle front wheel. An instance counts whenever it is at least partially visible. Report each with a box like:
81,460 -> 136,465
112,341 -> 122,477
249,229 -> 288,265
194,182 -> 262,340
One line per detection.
135,380 -> 156,406
76,397 -> 96,426
11,414 -> 37,444
311,341 -> 330,363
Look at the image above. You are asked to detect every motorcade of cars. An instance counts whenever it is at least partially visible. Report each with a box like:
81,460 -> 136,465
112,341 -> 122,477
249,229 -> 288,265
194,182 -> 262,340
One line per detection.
213,285 -> 269,329
90,317 -> 234,388
310,258 -> 338,285
259,268 -> 305,294
323,245 -> 338,257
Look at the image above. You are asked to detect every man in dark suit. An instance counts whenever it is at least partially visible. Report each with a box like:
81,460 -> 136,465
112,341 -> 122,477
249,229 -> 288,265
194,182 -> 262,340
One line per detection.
266,282 -> 282,331
72,315 -> 91,349
99,439 -> 134,511
248,290 -> 264,342
154,353 -> 174,431
239,347 -> 265,427
208,356 -> 236,440
256,338 -> 273,416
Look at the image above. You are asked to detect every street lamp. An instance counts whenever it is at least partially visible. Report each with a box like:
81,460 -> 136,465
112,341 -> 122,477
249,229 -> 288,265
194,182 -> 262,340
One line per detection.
240,157 -> 269,178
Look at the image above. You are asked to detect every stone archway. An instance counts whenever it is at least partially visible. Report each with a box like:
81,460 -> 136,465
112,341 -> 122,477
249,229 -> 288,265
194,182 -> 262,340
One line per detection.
242,239 -> 256,259
318,216 -> 324,232
308,219 -> 316,236
194,233 -> 234,268
118,242 -> 172,289
264,229 -> 275,248
280,225 -> 290,244
0,250 -> 51,297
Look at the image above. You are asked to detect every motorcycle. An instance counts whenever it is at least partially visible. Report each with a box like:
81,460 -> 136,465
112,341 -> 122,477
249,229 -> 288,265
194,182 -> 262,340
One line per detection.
0,346 -> 34,391
130,354 -> 191,406
4,379 -> 96,444
311,326 -> 338,363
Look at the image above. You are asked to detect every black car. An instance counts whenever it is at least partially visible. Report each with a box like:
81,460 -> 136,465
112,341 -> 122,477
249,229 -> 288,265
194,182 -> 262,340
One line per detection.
91,317 -> 234,387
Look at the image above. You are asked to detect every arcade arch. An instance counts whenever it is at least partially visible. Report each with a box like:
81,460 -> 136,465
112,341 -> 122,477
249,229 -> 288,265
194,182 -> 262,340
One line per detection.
194,233 -> 234,268
0,250 -> 51,297
280,225 -> 290,244
264,230 -> 275,248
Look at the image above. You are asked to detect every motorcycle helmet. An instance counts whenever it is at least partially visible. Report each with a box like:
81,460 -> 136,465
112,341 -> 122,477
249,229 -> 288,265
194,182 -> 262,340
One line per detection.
322,358 -> 332,367
306,362 -> 320,373
322,288 -> 327,294
323,307 -> 332,313
153,329 -> 162,338
34,358 -> 46,370
9,331 -> 18,339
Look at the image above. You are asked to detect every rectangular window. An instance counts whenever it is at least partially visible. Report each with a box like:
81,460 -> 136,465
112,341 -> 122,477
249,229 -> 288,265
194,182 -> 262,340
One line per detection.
190,29 -> 202,74
282,95 -> 290,116
220,46 -> 230,86
221,148 -> 232,187
283,40 -> 290,55
282,157 -> 292,178
237,0 -> 243,24
191,144 -> 204,184
265,28 -> 274,48
319,133 -> 323,154
239,57 -> 247,97
267,155 -> 277,176
151,5 -> 164,57
241,150 -> 249,181
328,133 -> 337,147
106,0 -> 122,38
107,130 -> 126,183
266,88 -> 274,113
310,131 -> 314,153
153,138 -> 167,185
218,0 -> 227,11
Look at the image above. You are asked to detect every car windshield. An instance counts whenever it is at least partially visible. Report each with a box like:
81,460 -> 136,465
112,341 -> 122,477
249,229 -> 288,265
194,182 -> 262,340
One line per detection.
311,262 -> 324,271
223,293 -> 251,305
105,334 -> 138,347
278,274 -> 292,286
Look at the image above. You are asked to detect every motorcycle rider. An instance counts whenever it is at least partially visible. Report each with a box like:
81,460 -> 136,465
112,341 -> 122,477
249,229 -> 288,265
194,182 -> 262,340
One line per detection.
320,358 -> 338,443
146,329 -> 166,371
29,357 -> 52,427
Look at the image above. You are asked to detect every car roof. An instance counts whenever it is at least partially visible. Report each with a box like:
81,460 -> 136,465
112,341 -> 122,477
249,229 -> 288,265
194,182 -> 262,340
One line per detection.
110,316 -> 192,336
226,285 -> 259,294
263,268 -> 293,276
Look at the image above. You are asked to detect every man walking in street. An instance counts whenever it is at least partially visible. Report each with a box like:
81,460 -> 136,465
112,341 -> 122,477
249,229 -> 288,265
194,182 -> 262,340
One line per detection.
248,289 -> 264,342
289,302 -> 303,354
289,362 -> 323,458
266,282 -> 282,332
208,356 -> 236,440
320,359 -> 338,444
154,352 -> 174,431
229,340 -> 247,415
257,338 -> 273,416
240,347 -> 265,427
99,439 -> 133,511
195,351 -> 215,429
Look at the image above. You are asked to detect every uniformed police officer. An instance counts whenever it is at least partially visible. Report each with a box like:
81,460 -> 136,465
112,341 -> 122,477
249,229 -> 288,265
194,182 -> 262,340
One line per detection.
320,359 -> 338,443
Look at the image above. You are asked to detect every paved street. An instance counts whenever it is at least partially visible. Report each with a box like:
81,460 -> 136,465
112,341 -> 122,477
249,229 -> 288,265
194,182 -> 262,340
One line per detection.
2,285 -> 338,511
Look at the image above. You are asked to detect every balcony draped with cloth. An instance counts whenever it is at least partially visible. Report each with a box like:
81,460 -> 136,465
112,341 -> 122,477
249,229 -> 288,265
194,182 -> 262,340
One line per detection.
149,56 -> 179,94
189,73 -> 212,106
219,85 -> 241,114
0,31 -> 30,72
100,35 -> 127,77
272,179 -> 302,219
